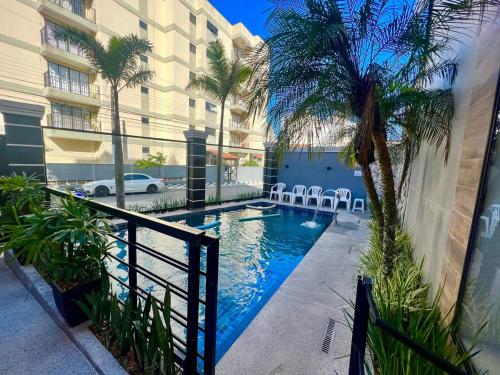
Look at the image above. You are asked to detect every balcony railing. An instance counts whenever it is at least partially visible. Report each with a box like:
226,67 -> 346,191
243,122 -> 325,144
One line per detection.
44,71 -> 100,99
46,113 -> 101,132
230,141 -> 250,149
41,26 -> 85,58
229,119 -> 250,130
47,0 -> 96,23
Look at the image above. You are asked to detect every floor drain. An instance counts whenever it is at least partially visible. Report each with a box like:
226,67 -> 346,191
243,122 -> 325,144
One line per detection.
321,318 -> 335,353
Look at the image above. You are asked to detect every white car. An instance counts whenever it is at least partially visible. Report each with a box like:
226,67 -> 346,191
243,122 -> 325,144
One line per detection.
83,173 -> 164,197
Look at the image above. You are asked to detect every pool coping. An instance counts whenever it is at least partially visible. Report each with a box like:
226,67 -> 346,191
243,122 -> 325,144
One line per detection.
216,205 -> 370,374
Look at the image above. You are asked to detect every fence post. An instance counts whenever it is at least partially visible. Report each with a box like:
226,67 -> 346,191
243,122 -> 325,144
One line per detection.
348,276 -> 371,375
127,222 -> 138,317
204,238 -> 220,375
184,242 -> 201,374
184,130 -> 208,210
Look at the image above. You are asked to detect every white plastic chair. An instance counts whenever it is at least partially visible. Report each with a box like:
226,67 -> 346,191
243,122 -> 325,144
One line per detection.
289,185 -> 307,205
269,183 -> 286,202
320,189 -> 339,211
306,186 -> 323,206
336,188 -> 352,211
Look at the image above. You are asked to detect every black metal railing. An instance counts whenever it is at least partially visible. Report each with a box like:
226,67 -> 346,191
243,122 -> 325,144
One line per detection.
349,276 -> 469,375
41,26 -> 85,58
44,71 -> 100,100
48,0 -> 96,23
47,113 -> 101,132
44,187 -> 220,375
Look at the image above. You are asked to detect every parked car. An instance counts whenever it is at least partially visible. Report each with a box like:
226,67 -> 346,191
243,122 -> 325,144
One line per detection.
83,173 -> 164,197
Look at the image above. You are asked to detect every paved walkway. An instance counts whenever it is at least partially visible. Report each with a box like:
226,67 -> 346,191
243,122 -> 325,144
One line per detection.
0,255 -> 98,375
217,208 -> 370,375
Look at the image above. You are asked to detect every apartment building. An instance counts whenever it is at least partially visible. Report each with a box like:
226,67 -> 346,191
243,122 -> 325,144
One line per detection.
0,0 -> 266,170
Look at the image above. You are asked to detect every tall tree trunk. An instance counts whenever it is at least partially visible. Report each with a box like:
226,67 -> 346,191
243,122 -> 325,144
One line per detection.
112,87 -> 125,209
373,127 -> 398,276
216,101 -> 225,202
361,162 -> 384,235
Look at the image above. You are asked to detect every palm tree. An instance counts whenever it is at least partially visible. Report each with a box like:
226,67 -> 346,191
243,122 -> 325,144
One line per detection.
245,0 -> 499,275
187,40 -> 251,202
54,27 -> 153,209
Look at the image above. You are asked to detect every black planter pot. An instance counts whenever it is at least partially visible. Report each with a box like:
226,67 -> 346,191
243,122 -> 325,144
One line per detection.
50,277 -> 102,327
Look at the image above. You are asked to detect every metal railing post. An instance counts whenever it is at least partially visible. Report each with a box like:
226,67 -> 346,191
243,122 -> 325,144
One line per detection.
204,238 -> 220,375
348,276 -> 372,375
184,242 -> 201,374
127,222 -> 138,316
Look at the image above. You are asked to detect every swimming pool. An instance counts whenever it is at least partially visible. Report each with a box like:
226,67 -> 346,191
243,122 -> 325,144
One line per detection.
111,204 -> 333,361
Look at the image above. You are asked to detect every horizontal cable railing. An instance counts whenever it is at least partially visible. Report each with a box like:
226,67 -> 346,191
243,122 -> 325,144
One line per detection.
47,113 -> 101,132
48,0 -> 96,23
44,71 -> 100,100
349,276 -> 469,375
44,186 -> 219,375
229,119 -> 250,130
40,26 -> 86,57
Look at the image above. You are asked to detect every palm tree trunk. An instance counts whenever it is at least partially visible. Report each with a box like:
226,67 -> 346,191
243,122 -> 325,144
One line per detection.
216,101 -> 225,202
361,163 -> 384,234
112,87 -> 125,209
372,128 -> 398,276
397,136 -> 412,199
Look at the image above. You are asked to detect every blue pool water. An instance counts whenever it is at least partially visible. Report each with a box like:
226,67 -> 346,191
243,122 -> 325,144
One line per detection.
111,204 -> 332,361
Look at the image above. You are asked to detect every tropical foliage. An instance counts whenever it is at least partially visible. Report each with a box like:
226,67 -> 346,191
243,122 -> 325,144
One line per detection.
134,152 -> 167,174
187,40 -> 252,201
344,221 -> 483,374
78,273 -> 177,374
54,27 -> 154,209
245,0 -> 500,275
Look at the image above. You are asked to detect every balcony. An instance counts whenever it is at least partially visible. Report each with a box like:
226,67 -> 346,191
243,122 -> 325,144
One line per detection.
43,71 -> 101,107
229,141 -> 250,149
232,23 -> 253,48
37,0 -> 97,33
46,112 -> 101,132
229,119 -> 251,134
40,26 -> 92,72
230,96 -> 245,114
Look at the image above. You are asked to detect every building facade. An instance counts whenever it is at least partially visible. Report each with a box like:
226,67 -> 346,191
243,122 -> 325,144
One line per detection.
0,0 -> 266,175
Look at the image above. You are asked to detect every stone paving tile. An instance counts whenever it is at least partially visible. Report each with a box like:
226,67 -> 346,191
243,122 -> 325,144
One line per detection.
0,257 -> 98,375
217,210 -> 369,375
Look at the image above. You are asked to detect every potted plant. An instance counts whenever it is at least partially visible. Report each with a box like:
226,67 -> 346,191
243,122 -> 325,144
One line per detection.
3,194 -> 111,326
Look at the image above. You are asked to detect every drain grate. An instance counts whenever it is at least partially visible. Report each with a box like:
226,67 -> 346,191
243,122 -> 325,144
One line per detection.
321,318 -> 336,353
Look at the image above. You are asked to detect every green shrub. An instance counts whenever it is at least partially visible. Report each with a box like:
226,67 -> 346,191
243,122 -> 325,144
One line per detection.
0,172 -> 44,214
357,221 -> 479,374
241,159 -> 259,167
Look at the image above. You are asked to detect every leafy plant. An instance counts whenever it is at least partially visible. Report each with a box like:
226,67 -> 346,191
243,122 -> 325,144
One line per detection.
134,152 -> 167,178
127,196 -> 185,213
2,195 -> 111,288
110,295 -> 134,356
349,221 -> 483,374
241,159 -> 259,167
0,172 -> 44,214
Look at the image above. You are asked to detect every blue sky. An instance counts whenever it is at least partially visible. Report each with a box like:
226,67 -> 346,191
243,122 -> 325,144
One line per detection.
208,0 -> 272,37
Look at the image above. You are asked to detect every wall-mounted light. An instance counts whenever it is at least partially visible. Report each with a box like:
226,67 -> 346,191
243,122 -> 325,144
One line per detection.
326,166 -> 332,171
285,164 -> 289,168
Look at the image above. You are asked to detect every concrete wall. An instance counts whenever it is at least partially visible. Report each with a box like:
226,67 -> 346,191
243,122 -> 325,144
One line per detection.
277,150 -> 366,206
402,23 -> 500,302
236,166 -> 263,183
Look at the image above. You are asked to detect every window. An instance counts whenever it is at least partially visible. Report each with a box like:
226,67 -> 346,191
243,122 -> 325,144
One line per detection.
133,174 -> 149,180
205,127 -> 216,136
189,43 -> 196,54
459,88 -> 500,372
44,21 -> 83,57
207,20 -> 218,36
205,101 -> 217,113
141,116 -> 149,125
47,62 -> 90,96
189,71 -> 196,81
189,98 -> 196,108
124,174 -> 133,181
190,13 -> 196,25
50,103 -> 94,131
140,55 -> 148,64
189,125 -> 196,130
142,147 -> 150,154
139,20 -> 148,30
141,86 -> 149,94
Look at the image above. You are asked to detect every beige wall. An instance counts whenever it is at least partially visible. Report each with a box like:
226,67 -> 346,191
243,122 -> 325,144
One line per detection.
0,0 -> 266,166
402,22 -> 500,311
